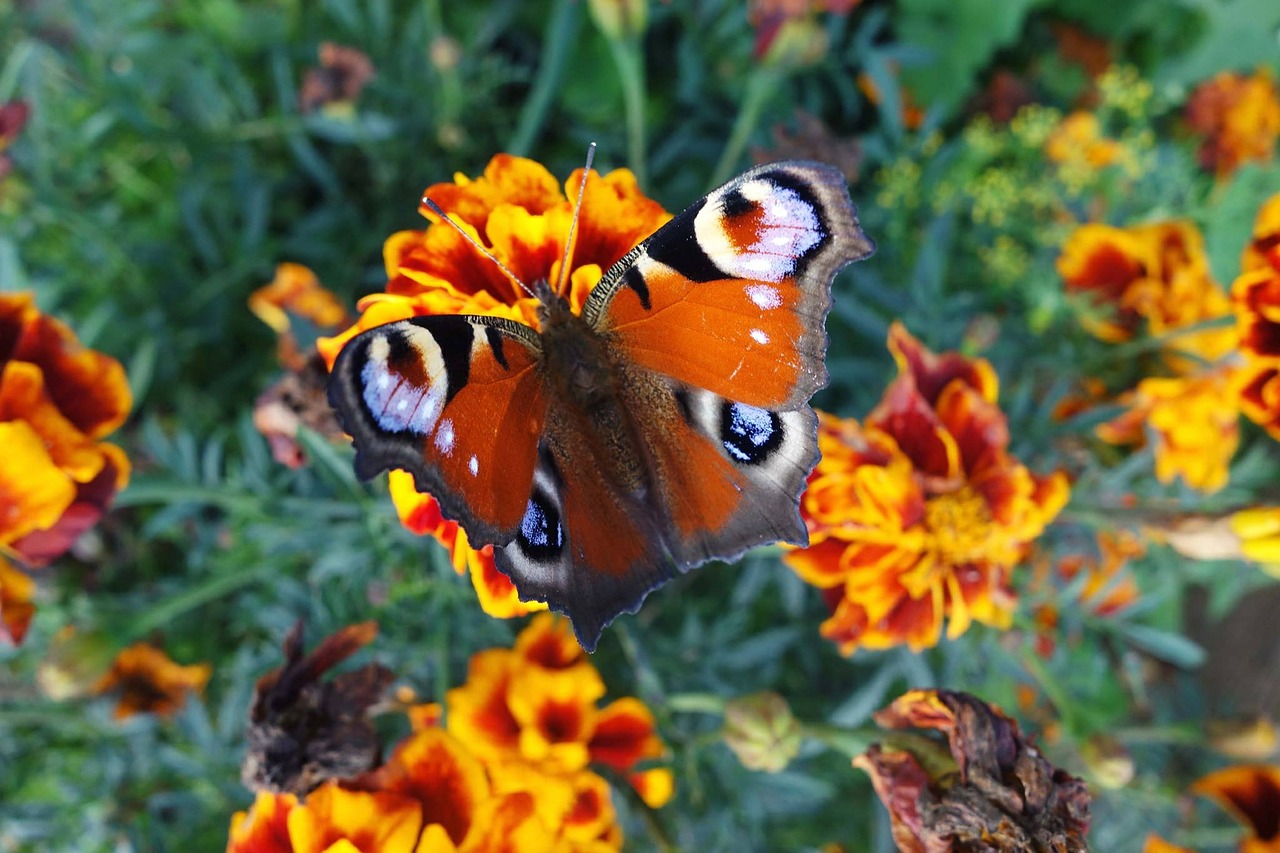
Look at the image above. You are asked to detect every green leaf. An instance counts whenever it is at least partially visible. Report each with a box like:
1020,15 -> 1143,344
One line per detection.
1155,0 -> 1280,88
1115,623 -> 1207,668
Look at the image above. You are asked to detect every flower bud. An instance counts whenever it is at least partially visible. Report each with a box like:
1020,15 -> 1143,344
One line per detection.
722,691 -> 802,772
1207,715 -> 1279,761
587,0 -> 648,40
1081,733 -> 1134,789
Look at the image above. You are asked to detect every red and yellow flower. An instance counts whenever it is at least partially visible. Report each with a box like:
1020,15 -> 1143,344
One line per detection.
1232,207 -> 1280,442
1045,111 -> 1122,170
1185,68 -> 1280,178
785,324 -> 1068,653
318,155 -> 670,621
93,642 -> 212,720
227,614 -> 671,852
1191,764 -> 1280,852
0,293 -> 132,643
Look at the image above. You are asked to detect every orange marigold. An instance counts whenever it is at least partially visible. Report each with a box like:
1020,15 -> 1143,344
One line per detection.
784,324 -> 1069,653
94,642 -> 212,720
1045,112 -> 1121,169
1185,68 -> 1280,178
1242,193 -> 1280,274
1057,220 -> 1234,366
317,155 -> 670,621
1191,764 -> 1280,852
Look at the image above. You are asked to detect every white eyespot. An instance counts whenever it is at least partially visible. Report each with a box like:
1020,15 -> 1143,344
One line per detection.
745,284 -> 782,310
469,455 -> 479,476
750,328 -> 770,344
434,418 -> 455,455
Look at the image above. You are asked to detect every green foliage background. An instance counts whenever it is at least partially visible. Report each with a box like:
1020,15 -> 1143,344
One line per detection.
2,0 -> 1280,850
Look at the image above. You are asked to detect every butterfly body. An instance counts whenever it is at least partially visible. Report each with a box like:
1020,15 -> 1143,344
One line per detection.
329,161 -> 875,649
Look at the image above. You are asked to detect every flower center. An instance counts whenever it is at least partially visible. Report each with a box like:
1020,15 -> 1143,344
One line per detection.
923,486 -> 994,566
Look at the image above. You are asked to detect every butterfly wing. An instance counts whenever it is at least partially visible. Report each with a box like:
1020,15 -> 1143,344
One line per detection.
326,315 -> 547,544
498,162 -> 873,649
584,160 -> 874,410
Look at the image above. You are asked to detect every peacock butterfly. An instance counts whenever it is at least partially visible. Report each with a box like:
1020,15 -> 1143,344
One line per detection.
327,156 -> 875,650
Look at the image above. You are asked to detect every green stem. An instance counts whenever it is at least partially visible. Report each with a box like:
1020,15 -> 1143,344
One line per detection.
1108,723 -> 1203,746
604,34 -> 647,186
665,692 -> 726,715
802,722 -> 877,757
1021,652 -> 1082,732
709,67 -> 782,189
507,0 -> 581,156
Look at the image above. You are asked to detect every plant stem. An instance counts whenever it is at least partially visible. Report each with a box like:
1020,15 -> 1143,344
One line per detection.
665,692 -> 727,715
129,561 -> 276,638
709,67 -> 781,189
508,0 -> 581,156
604,34 -> 647,186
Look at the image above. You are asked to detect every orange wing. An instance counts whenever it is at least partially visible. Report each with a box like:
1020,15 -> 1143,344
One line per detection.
584,161 -> 874,410
327,315 -> 546,544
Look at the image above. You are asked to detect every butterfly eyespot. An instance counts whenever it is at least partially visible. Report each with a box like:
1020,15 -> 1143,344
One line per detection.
720,401 -> 783,465
518,489 -> 564,561
360,357 -> 446,436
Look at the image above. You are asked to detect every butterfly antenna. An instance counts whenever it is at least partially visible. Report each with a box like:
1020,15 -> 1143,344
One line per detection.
553,142 -> 596,297
421,197 -> 536,299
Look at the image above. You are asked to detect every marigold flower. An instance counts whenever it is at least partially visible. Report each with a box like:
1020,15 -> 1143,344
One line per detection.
785,324 -> 1068,653
286,783 -> 423,853
250,263 -> 349,338
856,689 -> 1091,852
1191,764 -> 1280,851
1055,530 -> 1143,617
1142,836 -> 1194,853
1243,193 -> 1280,274
1098,369 -> 1240,493
1185,68 -> 1280,178
0,556 -> 35,646
93,642 -> 212,720
1057,221 -> 1234,365
318,155 -> 669,621
227,790 -> 296,853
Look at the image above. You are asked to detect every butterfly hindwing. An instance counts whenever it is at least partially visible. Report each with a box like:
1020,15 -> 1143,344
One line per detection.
585,160 -> 874,410
326,314 -> 547,544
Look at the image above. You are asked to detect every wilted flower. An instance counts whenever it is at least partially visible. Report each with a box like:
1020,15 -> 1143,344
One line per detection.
749,0 -> 859,67
855,689 -> 1090,852
1191,764 -> 1280,851
752,110 -> 862,184
1185,68 -> 1280,178
722,691 -> 802,773
242,621 -> 394,795
298,43 -> 375,115
93,642 -> 211,720
785,324 -> 1068,653
318,154 -> 670,620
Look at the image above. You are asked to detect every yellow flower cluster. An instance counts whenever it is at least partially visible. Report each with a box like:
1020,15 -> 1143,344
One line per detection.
228,615 -> 672,852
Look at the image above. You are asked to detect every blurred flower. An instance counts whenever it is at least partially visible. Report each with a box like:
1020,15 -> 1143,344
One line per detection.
1185,68 -> 1280,178
0,100 -> 30,186
298,43 -> 375,116
1057,220 -> 1234,366
93,642 -> 211,720
856,689 -> 1090,851
975,71 -> 1033,124
1079,733 -> 1134,789
1242,193 -> 1280,274
319,155 -> 669,620
1208,716 -> 1279,761
0,292 -> 131,643
1149,507 -> 1280,578
0,556 -> 35,645
1233,262 -> 1280,362
1191,765 -> 1280,851
1098,369 -> 1240,493
749,0 -> 859,67
785,324 -> 1068,653
752,110 -> 862,184
1045,112 -> 1121,169
250,265 -> 350,469
857,70 -> 925,131
36,625 -> 118,700
723,691 -> 802,773
242,621 -> 394,795
227,790 -> 296,853
1050,22 -> 1112,82
1038,531 -> 1143,635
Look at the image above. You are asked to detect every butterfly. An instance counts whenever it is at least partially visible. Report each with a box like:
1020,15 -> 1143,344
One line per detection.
327,158 -> 875,650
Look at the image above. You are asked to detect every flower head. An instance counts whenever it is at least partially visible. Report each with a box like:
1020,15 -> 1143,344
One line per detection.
785,324 -> 1068,653
0,556 -> 35,646
94,642 -> 211,720
1185,68 -> 1280,178
1191,765 -> 1280,850
318,155 -> 669,621
855,689 -> 1091,851
1045,112 -> 1121,169
298,43 -> 375,116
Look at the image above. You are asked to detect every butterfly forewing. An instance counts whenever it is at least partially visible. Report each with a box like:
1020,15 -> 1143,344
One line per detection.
327,314 -> 547,544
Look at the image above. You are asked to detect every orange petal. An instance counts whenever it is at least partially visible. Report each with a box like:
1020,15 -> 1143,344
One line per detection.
227,790 -> 297,853
588,697 -> 664,771
364,728 -> 490,847
286,783 -> 422,853
0,557 -> 36,646
0,420 -> 76,545
514,613 -> 582,670
1191,764 -> 1280,842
